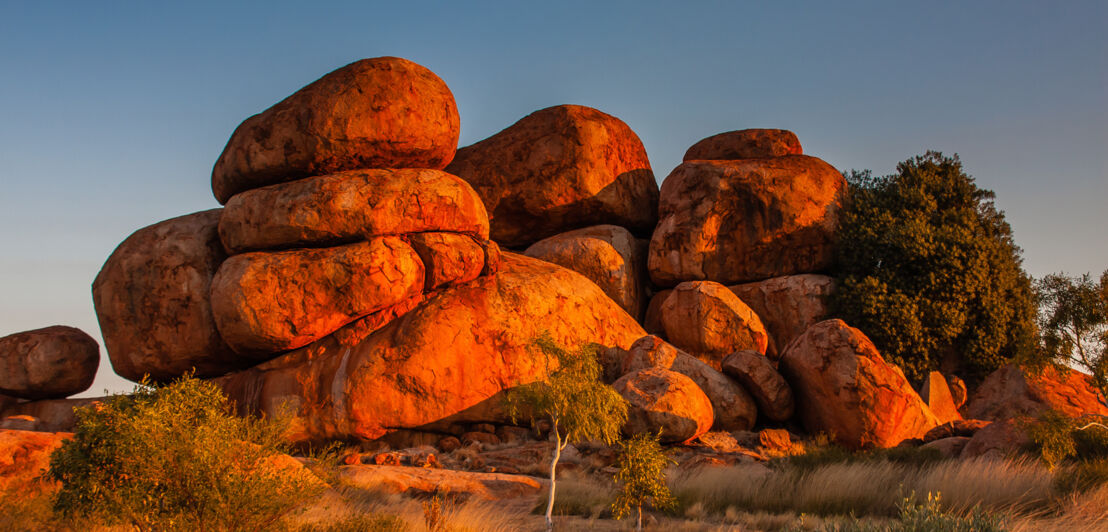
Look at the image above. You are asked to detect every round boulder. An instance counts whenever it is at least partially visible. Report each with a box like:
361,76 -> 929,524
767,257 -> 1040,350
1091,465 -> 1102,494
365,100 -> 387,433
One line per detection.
613,367 -> 714,444
683,129 -> 803,161
721,350 -> 795,422
659,281 -> 768,368
0,326 -> 98,400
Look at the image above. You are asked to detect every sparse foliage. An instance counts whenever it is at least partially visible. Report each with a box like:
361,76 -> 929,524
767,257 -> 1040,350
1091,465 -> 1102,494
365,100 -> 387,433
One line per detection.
831,152 -> 1040,383
611,433 -> 677,531
1036,271 -> 1108,401
506,336 -> 628,530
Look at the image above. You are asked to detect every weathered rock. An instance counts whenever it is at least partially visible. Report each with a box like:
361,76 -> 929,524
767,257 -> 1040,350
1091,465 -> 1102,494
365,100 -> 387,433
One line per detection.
0,429 -> 71,493
215,253 -> 646,442
659,281 -> 768,368
210,237 -> 425,355
684,129 -> 803,161
613,367 -> 714,443
946,374 -> 968,409
922,419 -> 991,443
0,326 -> 98,400
337,464 -> 543,500
721,350 -> 795,422
212,57 -> 460,203
649,156 -> 845,286
779,320 -> 940,449
93,210 -> 248,382
728,274 -> 833,357
407,232 -> 490,291
620,336 -> 757,431
966,364 -> 1108,421
921,436 -> 971,459
445,105 -> 658,248
0,416 -> 39,431
758,428 -> 795,453
525,225 -> 647,319
920,371 -> 963,424
960,419 -> 1031,459
0,397 -> 102,433
642,289 -> 671,336
219,168 -> 489,254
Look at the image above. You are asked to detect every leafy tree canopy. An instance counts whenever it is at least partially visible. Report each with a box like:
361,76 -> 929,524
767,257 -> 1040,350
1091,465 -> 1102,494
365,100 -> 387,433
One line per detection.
1036,270 -> 1108,399
611,432 -> 677,531
830,151 -> 1040,383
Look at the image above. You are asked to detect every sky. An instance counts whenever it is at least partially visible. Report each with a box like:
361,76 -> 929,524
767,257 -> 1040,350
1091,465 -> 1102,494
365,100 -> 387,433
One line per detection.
1,1 -> 1105,396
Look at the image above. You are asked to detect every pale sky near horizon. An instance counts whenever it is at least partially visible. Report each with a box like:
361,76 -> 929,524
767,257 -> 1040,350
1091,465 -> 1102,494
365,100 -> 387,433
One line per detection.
1,1 -> 1105,396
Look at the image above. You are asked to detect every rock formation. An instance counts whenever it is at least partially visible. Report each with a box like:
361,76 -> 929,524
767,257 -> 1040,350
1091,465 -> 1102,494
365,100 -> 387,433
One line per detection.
728,274 -> 833,357
658,281 -> 768,368
920,371 -> 963,424
721,350 -> 794,422
965,364 -> 1108,421
613,367 -> 714,444
683,129 -> 803,161
0,326 -> 98,400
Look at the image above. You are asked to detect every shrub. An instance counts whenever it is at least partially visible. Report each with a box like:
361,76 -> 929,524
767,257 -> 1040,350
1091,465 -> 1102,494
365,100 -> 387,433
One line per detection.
1023,410 -> 1108,468
48,375 -> 322,531
611,433 -> 677,530
1035,271 -> 1108,400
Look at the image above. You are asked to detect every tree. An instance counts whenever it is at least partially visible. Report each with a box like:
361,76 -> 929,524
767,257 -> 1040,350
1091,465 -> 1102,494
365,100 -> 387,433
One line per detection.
507,337 -> 628,531
1036,270 -> 1108,401
830,152 -> 1040,383
49,375 -> 320,532
611,433 -> 677,531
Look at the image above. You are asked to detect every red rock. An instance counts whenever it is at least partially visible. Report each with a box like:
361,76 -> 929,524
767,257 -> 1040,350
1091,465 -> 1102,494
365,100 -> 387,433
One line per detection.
920,371 -> 963,424
922,419 -> 991,442
212,57 -> 460,203
649,156 -> 845,286
721,350 -> 795,422
525,225 -> 647,319
0,326 -> 98,400
210,237 -> 425,355
620,336 -> 757,431
408,233 -> 489,291
659,281 -> 769,368
946,374 -> 968,409
0,397 -> 103,433
0,429 -> 71,493
642,289 -> 671,336
336,464 -> 543,500
93,210 -> 248,382
437,436 -> 462,453
684,129 -> 803,161
728,274 -> 833,357
965,364 -> 1108,421
218,168 -> 489,254
758,428 -> 794,453
445,105 -> 658,248
215,253 -> 646,442
779,320 -> 940,449
613,367 -> 714,444
960,419 -> 1031,459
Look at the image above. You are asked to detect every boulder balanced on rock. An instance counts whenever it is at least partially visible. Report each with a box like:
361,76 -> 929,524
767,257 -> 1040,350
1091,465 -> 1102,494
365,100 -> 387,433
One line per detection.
0,326 -> 99,400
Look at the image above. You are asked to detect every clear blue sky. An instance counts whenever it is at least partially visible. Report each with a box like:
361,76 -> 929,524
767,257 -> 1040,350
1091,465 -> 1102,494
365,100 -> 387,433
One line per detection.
1,1 -> 1105,396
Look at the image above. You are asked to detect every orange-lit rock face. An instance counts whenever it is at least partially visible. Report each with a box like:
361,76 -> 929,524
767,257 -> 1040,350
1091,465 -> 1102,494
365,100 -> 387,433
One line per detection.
965,364 -> 1108,421
649,156 -> 845,286
728,274 -> 834,358
210,237 -> 425,355
445,105 -> 658,248
721,350 -> 795,423
920,371 -> 963,424
212,57 -> 460,204
619,336 -> 756,431
0,326 -> 98,400
683,129 -> 803,161
219,169 -> 490,254
0,429 -> 71,493
524,225 -> 647,320
92,210 -> 247,382
780,320 -> 940,449
613,367 -> 714,444
408,233 -> 488,291
214,254 -> 646,443
659,281 -> 768,368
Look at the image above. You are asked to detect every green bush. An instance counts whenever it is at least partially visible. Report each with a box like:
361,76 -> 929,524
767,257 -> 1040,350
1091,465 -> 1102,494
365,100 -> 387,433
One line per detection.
49,375 -> 322,531
1023,410 -> 1108,469
806,493 -> 1005,531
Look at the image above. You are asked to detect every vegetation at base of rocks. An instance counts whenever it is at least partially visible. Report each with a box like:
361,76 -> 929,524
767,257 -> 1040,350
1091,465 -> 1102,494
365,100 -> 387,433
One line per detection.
772,437 -> 944,474
611,433 -> 678,529
802,493 -> 1005,532
1036,270 -> 1108,401
294,513 -> 410,532
1022,409 -> 1108,470
830,152 -> 1040,383
48,374 -> 321,532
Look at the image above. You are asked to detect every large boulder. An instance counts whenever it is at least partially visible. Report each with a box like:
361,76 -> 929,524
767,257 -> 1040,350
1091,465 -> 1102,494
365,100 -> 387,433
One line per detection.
212,57 -> 460,203
648,156 -> 845,286
960,419 -> 1030,460
920,371 -> 963,424
445,105 -> 658,248
658,281 -> 768,368
683,129 -> 803,161
219,168 -> 489,254
965,364 -> 1108,421
93,210 -> 249,382
779,320 -> 940,449
619,336 -> 757,431
0,326 -> 98,400
0,429 -> 71,493
728,274 -> 833,357
524,225 -> 647,319
210,237 -> 425,355
215,253 -> 646,443
613,367 -> 714,444
721,350 -> 795,422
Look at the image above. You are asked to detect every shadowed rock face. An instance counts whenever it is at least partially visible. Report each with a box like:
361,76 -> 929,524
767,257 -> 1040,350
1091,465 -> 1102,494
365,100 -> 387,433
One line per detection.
613,367 -> 714,444
649,156 -> 845,286
728,274 -> 834,358
212,57 -> 460,204
215,253 -> 646,443
780,320 -> 939,449
0,326 -> 98,400
683,129 -> 803,161
721,350 -> 795,423
445,105 -> 658,248
965,364 -> 1108,421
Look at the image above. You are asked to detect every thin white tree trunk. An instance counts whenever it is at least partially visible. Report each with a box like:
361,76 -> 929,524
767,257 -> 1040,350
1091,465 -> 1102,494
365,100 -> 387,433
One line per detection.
637,505 -> 642,531
546,422 -> 561,531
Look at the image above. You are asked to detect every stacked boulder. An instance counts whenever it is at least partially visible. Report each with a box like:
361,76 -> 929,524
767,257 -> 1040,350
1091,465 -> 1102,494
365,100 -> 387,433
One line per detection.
0,326 -> 100,431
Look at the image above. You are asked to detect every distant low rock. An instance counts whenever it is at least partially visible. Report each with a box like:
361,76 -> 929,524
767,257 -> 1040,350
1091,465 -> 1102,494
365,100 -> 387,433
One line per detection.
659,281 -> 768,368
721,350 -> 794,422
965,364 -> 1108,421
613,367 -> 714,444
212,57 -> 460,203
922,419 -> 991,443
0,326 -> 98,400
445,104 -> 658,248
683,129 -> 803,161
0,397 -> 103,433
728,274 -> 833,357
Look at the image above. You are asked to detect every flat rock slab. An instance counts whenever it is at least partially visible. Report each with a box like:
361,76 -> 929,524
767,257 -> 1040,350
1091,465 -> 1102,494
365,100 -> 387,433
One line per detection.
336,464 -> 545,500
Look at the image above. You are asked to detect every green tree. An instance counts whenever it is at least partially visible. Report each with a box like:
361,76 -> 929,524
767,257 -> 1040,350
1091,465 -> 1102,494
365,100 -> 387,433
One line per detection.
830,152 -> 1040,383
49,375 -> 321,532
1036,270 -> 1108,400
507,337 -> 628,531
611,433 -> 677,531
